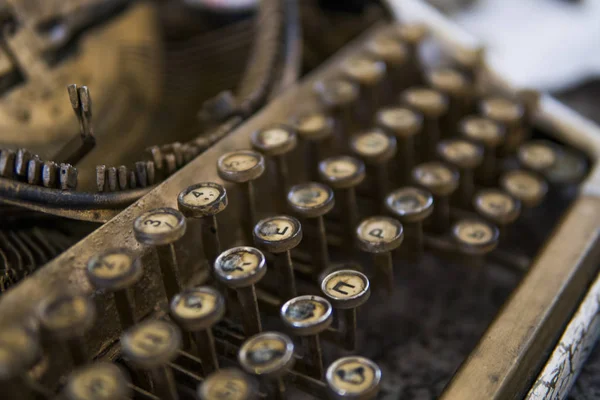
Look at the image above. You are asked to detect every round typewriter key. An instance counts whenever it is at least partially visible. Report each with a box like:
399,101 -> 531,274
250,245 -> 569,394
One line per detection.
452,219 -> 499,268
121,320 -> 181,400
0,325 -> 40,399
321,270 -> 370,351
356,217 -> 403,295
253,216 -> 302,300
239,332 -> 295,398
375,106 -> 423,186
39,294 -> 95,366
401,87 -> 448,162
517,140 -> 558,175
319,156 -> 366,248
178,182 -> 228,266
292,112 -> 335,180
134,207 -> 187,301
198,368 -> 257,400
388,23 -> 427,84
288,182 -> 335,279
341,56 -> 386,123
459,116 -> 505,184
315,78 -> 360,143
546,148 -> 587,186
170,286 -> 225,375
366,34 -> 409,95
412,162 -> 459,233
251,126 -> 298,207
385,187 -> 434,257
473,189 -> 521,239
437,139 -> 483,207
217,150 -> 266,243
63,362 -> 131,400
326,356 -> 382,400
500,169 -> 548,208
215,247 -> 267,336
350,129 -> 397,209
480,96 -> 527,153
427,68 -> 472,135
281,295 -> 333,379
87,248 -> 142,330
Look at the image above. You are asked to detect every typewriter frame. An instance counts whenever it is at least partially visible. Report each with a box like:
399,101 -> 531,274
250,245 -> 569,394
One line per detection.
1,1 -> 600,398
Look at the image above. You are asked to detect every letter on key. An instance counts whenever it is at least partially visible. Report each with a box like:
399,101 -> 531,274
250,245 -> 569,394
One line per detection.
177,182 -> 228,266
356,216 -> 403,295
87,248 -> 142,330
170,286 -> 225,375
238,332 -> 295,399
62,362 -> 131,400
198,368 -> 257,400
133,207 -> 187,301
214,247 -> 267,336
326,356 -> 382,400
253,215 -> 303,300
321,269 -> 371,351
121,320 -> 182,400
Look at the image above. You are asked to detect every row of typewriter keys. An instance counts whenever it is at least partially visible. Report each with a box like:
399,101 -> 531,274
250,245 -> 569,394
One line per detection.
0,24 -> 583,400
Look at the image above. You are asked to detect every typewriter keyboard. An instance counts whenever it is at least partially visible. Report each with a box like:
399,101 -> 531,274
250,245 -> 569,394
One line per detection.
0,22 -> 590,400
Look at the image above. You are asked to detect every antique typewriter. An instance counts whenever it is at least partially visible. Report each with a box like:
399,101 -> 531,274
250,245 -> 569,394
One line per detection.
1,0 -> 600,399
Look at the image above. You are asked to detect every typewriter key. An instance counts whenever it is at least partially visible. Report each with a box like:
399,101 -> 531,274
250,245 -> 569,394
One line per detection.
412,162 -> 459,233
437,139 -> 484,207
251,126 -> 298,206
473,189 -> 521,239
63,362 -> 131,400
178,182 -> 228,266
315,78 -> 360,142
281,295 -> 333,379
87,248 -> 143,330
321,270 -> 371,351
288,183 -> 335,278
427,68 -> 472,135
459,116 -> 505,184
479,96 -> 527,153
366,34 -> 409,96
214,247 -> 267,336
500,169 -> 548,208
39,294 -> 95,366
134,207 -> 187,301
385,187 -> 434,257
198,368 -> 257,400
546,148 -> 587,186
350,129 -> 397,209
0,325 -> 40,399
375,106 -> 423,186
401,87 -> 448,162
319,156 -> 366,248
341,56 -> 386,123
356,217 -> 403,295
326,356 -> 382,400
253,215 -> 303,300
121,320 -> 182,400
451,219 -> 499,268
239,332 -> 295,399
292,112 -> 334,180
170,286 -> 225,375
517,140 -> 558,176
217,150 -> 266,242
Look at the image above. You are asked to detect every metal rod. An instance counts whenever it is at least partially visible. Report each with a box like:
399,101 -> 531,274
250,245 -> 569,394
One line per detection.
149,366 -> 179,400
237,286 -> 262,336
304,334 -> 324,380
343,308 -> 358,351
156,244 -> 181,301
113,289 -> 135,330
276,251 -> 297,300
200,215 -> 220,266
373,252 -> 394,295
193,329 -> 219,376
